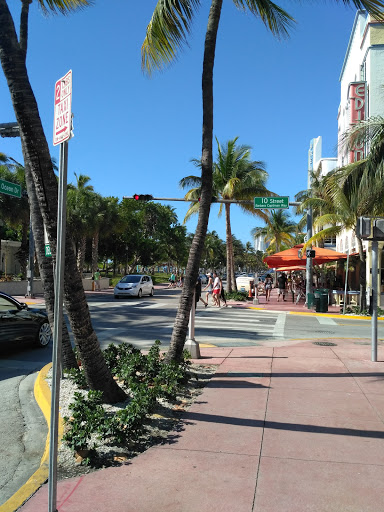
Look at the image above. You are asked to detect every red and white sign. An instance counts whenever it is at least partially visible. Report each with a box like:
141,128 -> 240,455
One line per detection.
53,70 -> 72,146
348,81 -> 366,162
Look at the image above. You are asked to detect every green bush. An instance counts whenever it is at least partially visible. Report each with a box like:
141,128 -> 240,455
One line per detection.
63,340 -> 192,462
225,290 -> 248,301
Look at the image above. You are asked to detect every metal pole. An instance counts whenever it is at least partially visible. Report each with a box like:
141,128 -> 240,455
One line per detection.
48,140 -> 68,512
184,289 -> 200,359
343,250 -> 350,315
371,240 -> 378,362
305,206 -> 313,306
26,212 -> 35,298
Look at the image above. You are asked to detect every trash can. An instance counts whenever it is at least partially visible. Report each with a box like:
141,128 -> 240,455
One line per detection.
313,291 -> 320,311
316,289 -> 329,313
307,292 -> 315,309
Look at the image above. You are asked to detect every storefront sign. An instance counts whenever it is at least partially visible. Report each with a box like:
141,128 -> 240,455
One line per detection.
349,81 -> 366,162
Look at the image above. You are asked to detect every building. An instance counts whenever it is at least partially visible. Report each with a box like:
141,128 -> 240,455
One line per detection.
0,240 -> 22,276
313,11 -> 384,302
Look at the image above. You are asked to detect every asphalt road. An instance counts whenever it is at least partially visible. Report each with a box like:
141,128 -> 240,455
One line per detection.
1,286 -> 383,506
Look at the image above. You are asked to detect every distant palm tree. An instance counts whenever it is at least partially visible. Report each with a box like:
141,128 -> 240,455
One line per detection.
180,137 -> 270,292
252,210 -> 296,254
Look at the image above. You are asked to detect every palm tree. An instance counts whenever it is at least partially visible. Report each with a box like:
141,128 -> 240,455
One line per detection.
252,209 -> 296,254
142,0 -> 382,362
180,137 -> 270,292
0,0 -> 125,402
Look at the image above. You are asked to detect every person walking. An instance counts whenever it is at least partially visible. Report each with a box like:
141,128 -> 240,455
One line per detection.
219,275 -> 227,307
203,273 -> 214,305
195,277 -> 208,308
94,269 -> 101,291
277,272 -> 288,302
264,274 -> 273,302
167,272 -> 176,288
295,276 -> 306,305
212,271 -> 221,307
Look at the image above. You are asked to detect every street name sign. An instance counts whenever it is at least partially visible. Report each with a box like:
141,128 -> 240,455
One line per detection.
0,178 -> 21,198
53,70 -> 72,146
254,196 -> 289,209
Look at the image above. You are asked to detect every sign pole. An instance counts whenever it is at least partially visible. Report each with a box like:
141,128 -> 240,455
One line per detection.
371,240 -> 378,362
48,140 -> 68,512
49,69 -> 72,512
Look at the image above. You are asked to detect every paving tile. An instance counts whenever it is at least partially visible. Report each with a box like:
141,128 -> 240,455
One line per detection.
22,450 -> 260,512
262,412 -> 384,464
273,346 -> 339,358
266,387 -> 379,421
269,372 -> 362,392
271,356 -> 348,373
254,457 -> 384,512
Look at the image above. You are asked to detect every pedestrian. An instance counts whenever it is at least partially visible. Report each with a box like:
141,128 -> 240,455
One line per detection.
264,274 -> 273,302
212,271 -> 221,307
203,273 -> 214,305
219,275 -> 227,307
277,272 -> 288,302
195,277 -> 208,308
295,277 -> 306,305
94,269 -> 101,291
167,272 -> 176,288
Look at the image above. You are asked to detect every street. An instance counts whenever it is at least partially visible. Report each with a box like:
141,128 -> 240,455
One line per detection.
1,287 -> 384,507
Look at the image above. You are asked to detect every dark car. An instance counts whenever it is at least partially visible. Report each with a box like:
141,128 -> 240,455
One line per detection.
0,292 -> 52,348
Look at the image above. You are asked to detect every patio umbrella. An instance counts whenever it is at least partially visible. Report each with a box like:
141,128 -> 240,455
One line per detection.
264,244 -> 348,269
275,265 -> 306,271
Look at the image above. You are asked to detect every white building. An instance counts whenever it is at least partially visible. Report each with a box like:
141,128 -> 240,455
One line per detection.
337,11 -> 384,300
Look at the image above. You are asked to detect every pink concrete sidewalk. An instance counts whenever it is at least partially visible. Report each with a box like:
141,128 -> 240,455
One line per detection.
21,341 -> 384,512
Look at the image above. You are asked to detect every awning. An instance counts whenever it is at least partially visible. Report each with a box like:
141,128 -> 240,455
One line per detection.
275,265 -> 306,271
264,244 -> 348,269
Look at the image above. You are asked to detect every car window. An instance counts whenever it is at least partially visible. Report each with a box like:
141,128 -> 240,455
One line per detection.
0,296 -> 16,311
120,275 -> 141,283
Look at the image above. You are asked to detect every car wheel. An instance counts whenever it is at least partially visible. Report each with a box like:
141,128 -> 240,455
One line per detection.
35,320 -> 52,348
150,288 -> 154,297
138,289 -> 142,298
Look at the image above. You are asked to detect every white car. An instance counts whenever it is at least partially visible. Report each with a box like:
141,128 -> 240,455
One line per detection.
114,275 -> 154,298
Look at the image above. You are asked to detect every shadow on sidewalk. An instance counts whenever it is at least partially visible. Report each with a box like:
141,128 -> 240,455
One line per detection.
182,411 -> 384,438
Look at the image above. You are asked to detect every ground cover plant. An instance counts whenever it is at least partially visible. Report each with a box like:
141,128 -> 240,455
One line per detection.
60,341 -> 214,472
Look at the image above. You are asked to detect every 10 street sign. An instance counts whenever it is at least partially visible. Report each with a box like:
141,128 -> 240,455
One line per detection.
254,196 -> 289,209
0,178 -> 21,198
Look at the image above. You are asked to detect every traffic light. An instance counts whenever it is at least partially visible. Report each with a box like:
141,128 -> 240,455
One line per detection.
133,194 -> 153,201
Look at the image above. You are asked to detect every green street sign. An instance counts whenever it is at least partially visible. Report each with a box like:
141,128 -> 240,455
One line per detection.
254,196 -> 289,209
45,244 -> 52,258
0,179 -> 21,198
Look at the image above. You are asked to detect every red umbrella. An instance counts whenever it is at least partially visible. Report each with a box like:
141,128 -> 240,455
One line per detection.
264,244 -> 347,269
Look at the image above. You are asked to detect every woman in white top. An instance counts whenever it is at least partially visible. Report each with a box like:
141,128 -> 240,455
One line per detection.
212,271 -> 221,307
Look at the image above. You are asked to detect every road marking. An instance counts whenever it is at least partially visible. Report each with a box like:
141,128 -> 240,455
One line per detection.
273,313 -> 287,337
316,316 -> 337,325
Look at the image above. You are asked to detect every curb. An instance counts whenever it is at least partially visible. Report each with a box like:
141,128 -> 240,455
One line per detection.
0,363 -> 63,512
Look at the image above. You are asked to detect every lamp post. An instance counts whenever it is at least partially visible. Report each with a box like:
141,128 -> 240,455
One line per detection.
306,140 -> 315,306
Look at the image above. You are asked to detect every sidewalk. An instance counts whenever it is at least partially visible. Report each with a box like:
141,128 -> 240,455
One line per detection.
20,340 -> 384,512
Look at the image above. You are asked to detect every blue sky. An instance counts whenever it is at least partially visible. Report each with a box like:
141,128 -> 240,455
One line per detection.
1,1 -> 357,245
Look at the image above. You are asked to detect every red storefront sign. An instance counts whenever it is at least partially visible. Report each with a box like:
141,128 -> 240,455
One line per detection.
349,81 -> 366,162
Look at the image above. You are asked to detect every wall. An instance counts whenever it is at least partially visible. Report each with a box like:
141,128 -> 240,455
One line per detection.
0,277 -> 110,297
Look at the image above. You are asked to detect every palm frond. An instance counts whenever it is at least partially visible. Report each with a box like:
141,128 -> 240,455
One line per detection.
38,0 -> 91,15
141,0 -> 201,75
233,0 -> 295,39
302,226 -> 342,251
179,175 -> 202,189
183,201 -> 200,224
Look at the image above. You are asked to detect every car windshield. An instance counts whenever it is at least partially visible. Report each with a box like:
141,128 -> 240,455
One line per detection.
120,275 -> 141,283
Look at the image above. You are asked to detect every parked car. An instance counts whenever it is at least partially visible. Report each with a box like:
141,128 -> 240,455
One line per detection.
114,275 -> 154,298
0,291 -> 52,348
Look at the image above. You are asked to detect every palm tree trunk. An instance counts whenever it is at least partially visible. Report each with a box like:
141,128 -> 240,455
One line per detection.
225,203 -> 237,292
92,231 -> 99,272
0,0 -> 125,403
165,0 -> 223,363
356,236 -> 366,311
77,235 -> 86,275
25,168 -> 77,369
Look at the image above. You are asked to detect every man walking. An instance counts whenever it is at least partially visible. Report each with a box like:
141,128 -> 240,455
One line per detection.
94,269 -> 101,291
277,272 -> 287,302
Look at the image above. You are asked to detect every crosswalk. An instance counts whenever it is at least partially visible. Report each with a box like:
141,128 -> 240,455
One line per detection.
93,301 -> 339,349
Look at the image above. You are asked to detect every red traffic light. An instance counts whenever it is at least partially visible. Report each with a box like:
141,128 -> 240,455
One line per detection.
133,194 -> 153,201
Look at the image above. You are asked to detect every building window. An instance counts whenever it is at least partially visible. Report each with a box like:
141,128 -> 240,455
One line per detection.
324,236 -> 336,245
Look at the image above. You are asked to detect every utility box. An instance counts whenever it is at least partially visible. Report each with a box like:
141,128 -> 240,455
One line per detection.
373,219 -> 384,240
356,217 -> 372,239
